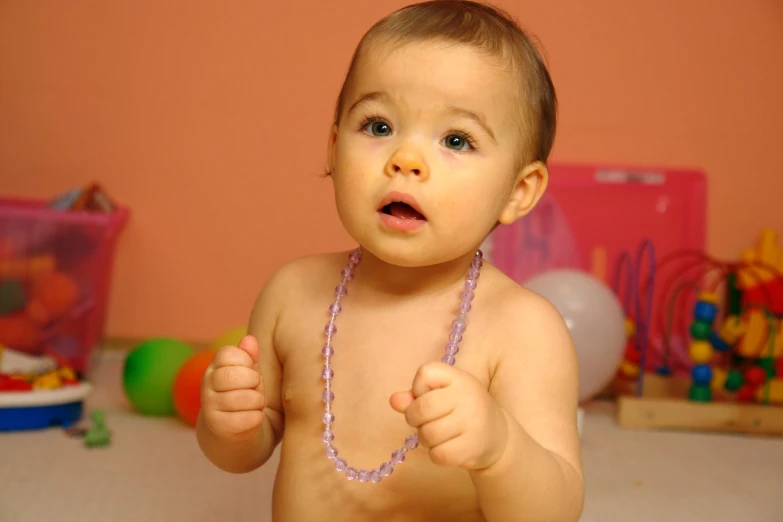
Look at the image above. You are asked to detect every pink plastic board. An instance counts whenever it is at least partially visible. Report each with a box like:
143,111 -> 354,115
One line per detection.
490,163 -> 707,374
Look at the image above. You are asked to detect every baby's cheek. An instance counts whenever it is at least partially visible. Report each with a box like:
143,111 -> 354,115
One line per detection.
343,135 -> 386,159
437,148 -> 464,170
449,185 -> 503,230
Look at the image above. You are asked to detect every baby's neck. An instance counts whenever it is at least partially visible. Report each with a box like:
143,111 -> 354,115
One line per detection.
353,249 -> 478,299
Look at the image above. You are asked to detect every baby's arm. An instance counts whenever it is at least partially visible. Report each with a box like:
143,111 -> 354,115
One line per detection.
470,291 -> 584,522
196,268 -> 287,473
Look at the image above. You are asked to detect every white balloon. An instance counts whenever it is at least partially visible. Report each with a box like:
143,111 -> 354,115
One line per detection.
524,269 -> 626,402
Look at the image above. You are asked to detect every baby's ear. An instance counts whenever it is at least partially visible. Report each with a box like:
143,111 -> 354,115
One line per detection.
326,124 -> 339,177
497,161 -> 548,225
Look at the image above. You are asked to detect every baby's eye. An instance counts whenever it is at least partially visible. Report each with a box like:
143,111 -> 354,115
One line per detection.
364,120 -> 392,137
442,134 -> 474,152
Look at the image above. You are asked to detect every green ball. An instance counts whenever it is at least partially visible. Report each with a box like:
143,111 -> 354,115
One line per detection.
688,384 -> 712,402
724,369 -> 744,392
689,320 -> 712,340
123,338 -> 194,415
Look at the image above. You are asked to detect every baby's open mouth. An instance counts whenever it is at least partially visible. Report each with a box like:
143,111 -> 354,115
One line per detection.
380,202 -> 426,221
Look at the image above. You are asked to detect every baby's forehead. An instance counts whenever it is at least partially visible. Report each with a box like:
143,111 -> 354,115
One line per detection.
359,38 -> 511,76
350,40 -> 522,113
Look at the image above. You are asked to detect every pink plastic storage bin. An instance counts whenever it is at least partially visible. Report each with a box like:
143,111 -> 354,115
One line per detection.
0,196 -> 128,374
490,163 -> 707,375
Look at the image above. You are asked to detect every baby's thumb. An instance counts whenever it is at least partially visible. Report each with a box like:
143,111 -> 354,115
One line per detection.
237,335 -> 264,395
389,390 -> 415,413
237,335 -> 260,365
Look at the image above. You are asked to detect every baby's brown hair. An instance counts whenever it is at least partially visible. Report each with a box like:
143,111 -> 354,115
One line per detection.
332,0 -> 557,165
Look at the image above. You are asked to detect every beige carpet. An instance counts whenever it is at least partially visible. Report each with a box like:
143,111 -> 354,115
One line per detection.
1,349 -> 782,522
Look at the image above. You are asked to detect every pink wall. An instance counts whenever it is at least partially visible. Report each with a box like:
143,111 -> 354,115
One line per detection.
1,0 -> 781,342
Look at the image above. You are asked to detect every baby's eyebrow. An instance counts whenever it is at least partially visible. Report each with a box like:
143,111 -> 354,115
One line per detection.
445,106 -> 496,142
348,91 -> 390,115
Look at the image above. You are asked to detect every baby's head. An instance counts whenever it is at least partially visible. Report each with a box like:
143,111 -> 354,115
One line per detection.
327,0 -> 556,267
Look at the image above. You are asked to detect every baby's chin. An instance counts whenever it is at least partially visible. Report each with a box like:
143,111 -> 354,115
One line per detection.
359,239 -> 477,269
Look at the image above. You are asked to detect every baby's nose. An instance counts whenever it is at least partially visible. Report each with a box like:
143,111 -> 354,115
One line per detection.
385,146 -> 429,179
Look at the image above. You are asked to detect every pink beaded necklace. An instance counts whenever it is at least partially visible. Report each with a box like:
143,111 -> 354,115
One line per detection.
320,246 -> 483,483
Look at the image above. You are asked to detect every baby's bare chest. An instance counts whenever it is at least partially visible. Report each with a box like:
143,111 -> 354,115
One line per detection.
276,297 -> 489,428
271,298 -> 491,521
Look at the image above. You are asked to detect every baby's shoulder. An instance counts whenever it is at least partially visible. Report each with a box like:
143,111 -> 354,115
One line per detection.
257,251 -> 350,304
270,251 -> 345,280
481,263 -> 571,349
478,264 -> 577,391
248,251 -> 350,335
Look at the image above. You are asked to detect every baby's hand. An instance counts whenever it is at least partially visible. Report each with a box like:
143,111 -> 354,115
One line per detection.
201,335 -> 266,442
390,362 -> 509,471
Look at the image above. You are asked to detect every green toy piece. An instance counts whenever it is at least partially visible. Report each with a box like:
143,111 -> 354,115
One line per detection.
0,280 -> 27,315
688,384 -> 712,402
689,320 -> 712,340
725,273 -> 743,317
758,358 -> 777,379
84,410 -> 111,448
724,369 -> 744,392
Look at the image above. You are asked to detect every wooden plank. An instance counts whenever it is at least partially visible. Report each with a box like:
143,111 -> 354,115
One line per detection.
610,373 -> 686,399
613,373 -> 735,401
617,395 -> 783,436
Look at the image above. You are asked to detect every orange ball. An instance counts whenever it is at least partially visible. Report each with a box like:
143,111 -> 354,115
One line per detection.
27,271 -> 79,324
0,313 -> 41,351
173,349 -> 217,426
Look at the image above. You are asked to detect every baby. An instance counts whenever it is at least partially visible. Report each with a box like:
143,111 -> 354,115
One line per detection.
196,1 -> 584,520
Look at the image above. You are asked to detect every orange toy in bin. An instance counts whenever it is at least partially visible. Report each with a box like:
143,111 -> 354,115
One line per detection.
0,314 -> 41,351
0,255 -> 56,279
26,271 -> 79,324
0,238 -> 17,258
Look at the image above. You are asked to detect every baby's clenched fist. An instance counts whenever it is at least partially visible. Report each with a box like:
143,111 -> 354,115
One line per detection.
201,335 -> 266,442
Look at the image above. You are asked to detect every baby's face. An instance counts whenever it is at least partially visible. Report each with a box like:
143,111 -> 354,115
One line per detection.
329,40 -> 529,267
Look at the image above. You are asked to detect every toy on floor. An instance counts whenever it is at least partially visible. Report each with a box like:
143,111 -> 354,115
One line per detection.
1,344 -> 57,374
173,325 -> 243,425
173,348 -> 218,426
83,410 -> 111,448
0,347 -> 92,431
621,229 -> 783,404
615,229 -> 783,436
0,349 -> 80,392
122,338 -> 194,415
122,326 -> 241,426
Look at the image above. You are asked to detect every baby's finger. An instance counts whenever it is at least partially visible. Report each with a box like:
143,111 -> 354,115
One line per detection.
212,345 -> 255,369
214,389 -> 266,412
205,409 -> 265,439
427,434 -> 469,468
417,412 -> 462,449
404,388 -> 454,428
411,362 -> 455,398
210,365 -> 261,392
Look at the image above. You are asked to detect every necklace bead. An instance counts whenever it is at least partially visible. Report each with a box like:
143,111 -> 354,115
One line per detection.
321,247 -> 483,483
